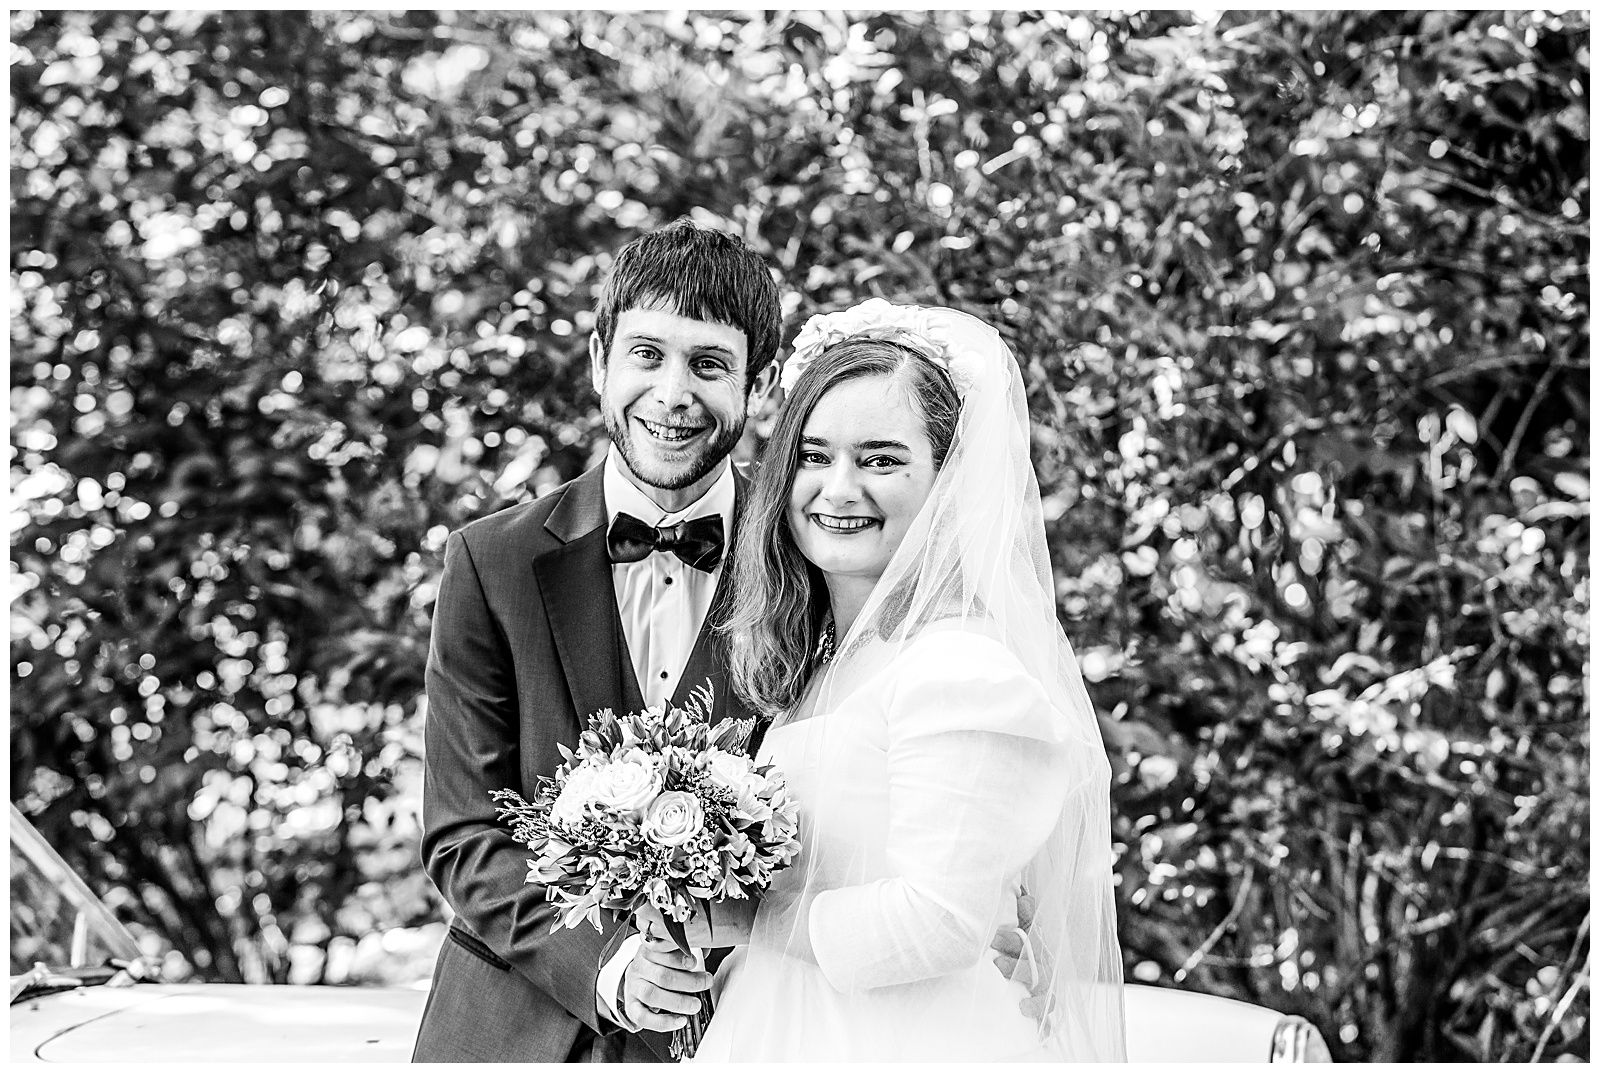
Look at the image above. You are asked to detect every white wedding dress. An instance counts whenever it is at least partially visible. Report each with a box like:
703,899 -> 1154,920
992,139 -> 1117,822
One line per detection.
693,630 -> 1068,1062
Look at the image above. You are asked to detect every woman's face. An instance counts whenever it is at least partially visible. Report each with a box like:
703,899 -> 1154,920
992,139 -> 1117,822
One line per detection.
787,373 -> 939,588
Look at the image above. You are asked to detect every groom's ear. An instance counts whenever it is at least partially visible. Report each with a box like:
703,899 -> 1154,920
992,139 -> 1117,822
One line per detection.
745,360 -> 779,416
588,331 -> 607,395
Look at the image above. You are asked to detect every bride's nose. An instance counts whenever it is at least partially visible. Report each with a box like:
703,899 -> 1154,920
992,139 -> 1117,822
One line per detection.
818,460 -> 863,506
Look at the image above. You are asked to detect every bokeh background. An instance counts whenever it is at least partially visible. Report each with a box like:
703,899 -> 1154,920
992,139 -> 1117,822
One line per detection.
9,9 -> 1589,1062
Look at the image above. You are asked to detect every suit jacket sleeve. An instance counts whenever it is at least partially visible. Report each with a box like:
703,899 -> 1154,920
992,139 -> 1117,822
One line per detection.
419,528 -> 616,1032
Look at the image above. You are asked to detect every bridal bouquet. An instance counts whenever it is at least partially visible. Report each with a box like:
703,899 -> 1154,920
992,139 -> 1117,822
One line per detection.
491,686 -> 801,954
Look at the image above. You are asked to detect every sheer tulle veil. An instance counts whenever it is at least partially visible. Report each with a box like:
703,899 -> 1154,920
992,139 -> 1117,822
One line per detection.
723,301 -> 1126,1060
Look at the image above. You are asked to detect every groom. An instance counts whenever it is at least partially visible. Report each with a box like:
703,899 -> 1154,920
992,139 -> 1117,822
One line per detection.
411,220 -> 782,1063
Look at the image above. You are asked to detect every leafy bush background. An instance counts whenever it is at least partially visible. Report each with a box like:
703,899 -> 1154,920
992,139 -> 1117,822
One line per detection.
10,10 -> 1588,1061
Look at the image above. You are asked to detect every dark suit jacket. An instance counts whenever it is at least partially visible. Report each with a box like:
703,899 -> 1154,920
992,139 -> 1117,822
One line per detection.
412,462 -> 759,1063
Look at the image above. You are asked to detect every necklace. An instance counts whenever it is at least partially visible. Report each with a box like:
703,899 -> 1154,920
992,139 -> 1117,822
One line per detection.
816,619 -> 836,666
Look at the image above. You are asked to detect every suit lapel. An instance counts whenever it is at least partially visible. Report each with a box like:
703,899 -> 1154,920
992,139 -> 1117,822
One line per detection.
534,466 -> 647,727
670,469 -> 761,733
669,567 -> 735,719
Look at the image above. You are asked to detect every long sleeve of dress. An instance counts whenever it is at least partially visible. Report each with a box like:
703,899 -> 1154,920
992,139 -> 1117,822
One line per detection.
805,631 -> 1072,993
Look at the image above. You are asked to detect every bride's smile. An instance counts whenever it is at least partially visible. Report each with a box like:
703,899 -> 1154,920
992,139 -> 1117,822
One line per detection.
809,513 -> 876,533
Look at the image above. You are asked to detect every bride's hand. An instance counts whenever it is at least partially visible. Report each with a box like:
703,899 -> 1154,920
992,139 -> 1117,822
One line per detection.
635,896 -> 760,949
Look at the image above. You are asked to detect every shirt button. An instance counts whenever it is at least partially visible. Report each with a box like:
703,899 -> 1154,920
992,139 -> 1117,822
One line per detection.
660,671 -> 669,680
663,576 -> 673,586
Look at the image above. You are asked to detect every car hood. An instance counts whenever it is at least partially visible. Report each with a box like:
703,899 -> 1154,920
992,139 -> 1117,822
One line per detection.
12,982 -> 427,1063
1124,983 -> 1286,1062
12,979 -> 1290,1063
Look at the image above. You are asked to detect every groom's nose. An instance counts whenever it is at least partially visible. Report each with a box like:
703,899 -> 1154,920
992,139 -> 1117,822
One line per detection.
650,354 -> 694,409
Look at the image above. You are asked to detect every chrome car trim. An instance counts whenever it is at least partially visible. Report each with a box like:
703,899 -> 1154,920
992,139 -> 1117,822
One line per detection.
1271,1015 -> 1334,1062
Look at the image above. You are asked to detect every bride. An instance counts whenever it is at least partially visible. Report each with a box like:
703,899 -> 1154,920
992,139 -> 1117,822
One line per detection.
647,300 -> 1125,1061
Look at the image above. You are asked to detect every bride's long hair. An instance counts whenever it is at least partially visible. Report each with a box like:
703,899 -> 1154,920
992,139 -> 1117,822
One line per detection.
723,337 -> 960,720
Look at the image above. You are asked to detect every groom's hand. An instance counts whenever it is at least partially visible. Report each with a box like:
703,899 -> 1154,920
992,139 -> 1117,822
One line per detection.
991,891 -> 1056,1024
991,891 -> 1036,979
620,935 -> 711,1033
636,898 -> 758,949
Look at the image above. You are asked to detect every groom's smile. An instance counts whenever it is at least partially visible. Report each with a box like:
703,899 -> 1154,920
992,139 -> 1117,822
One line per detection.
637,416 -> 708,445
591,306 -> 752,512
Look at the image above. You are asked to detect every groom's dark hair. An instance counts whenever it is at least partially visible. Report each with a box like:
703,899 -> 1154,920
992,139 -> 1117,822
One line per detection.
593,219 -> 784,388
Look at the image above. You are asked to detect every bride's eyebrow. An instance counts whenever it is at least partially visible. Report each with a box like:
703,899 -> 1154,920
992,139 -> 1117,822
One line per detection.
799,435 -> 910,452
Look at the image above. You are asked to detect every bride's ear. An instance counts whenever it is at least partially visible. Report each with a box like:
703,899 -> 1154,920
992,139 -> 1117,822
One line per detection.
746,360 -> 779,416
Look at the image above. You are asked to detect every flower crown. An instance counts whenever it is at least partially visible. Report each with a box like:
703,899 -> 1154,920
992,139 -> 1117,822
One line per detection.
780,298 -> 985,397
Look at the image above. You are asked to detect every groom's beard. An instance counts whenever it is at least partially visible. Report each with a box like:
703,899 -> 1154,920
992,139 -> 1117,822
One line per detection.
606,409 -> 745,492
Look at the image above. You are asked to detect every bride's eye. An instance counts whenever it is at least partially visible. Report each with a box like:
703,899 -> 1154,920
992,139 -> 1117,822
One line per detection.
798,449 -> 829,466
863,454 -> 905,470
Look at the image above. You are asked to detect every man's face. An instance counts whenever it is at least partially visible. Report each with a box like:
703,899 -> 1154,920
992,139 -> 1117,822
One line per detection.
590,305 -> 755,508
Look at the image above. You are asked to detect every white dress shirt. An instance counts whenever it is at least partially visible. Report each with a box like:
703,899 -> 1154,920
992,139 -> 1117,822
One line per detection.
595,448 -> 732,1026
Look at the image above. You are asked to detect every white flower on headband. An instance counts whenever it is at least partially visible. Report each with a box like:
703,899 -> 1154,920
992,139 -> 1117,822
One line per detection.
780,298 -> 985,396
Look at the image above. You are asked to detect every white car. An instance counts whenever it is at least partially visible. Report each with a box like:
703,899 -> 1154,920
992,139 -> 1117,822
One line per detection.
10,805 -> 1329,1062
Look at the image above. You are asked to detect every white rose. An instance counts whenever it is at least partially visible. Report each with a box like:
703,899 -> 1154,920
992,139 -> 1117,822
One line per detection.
641,791 -> 705,848
702,749 -> 755,793
589,749 -> 664,818
549,762 -> 602,827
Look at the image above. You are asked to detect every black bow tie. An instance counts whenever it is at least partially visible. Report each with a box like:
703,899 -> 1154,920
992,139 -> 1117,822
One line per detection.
606,512 -> 724,573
